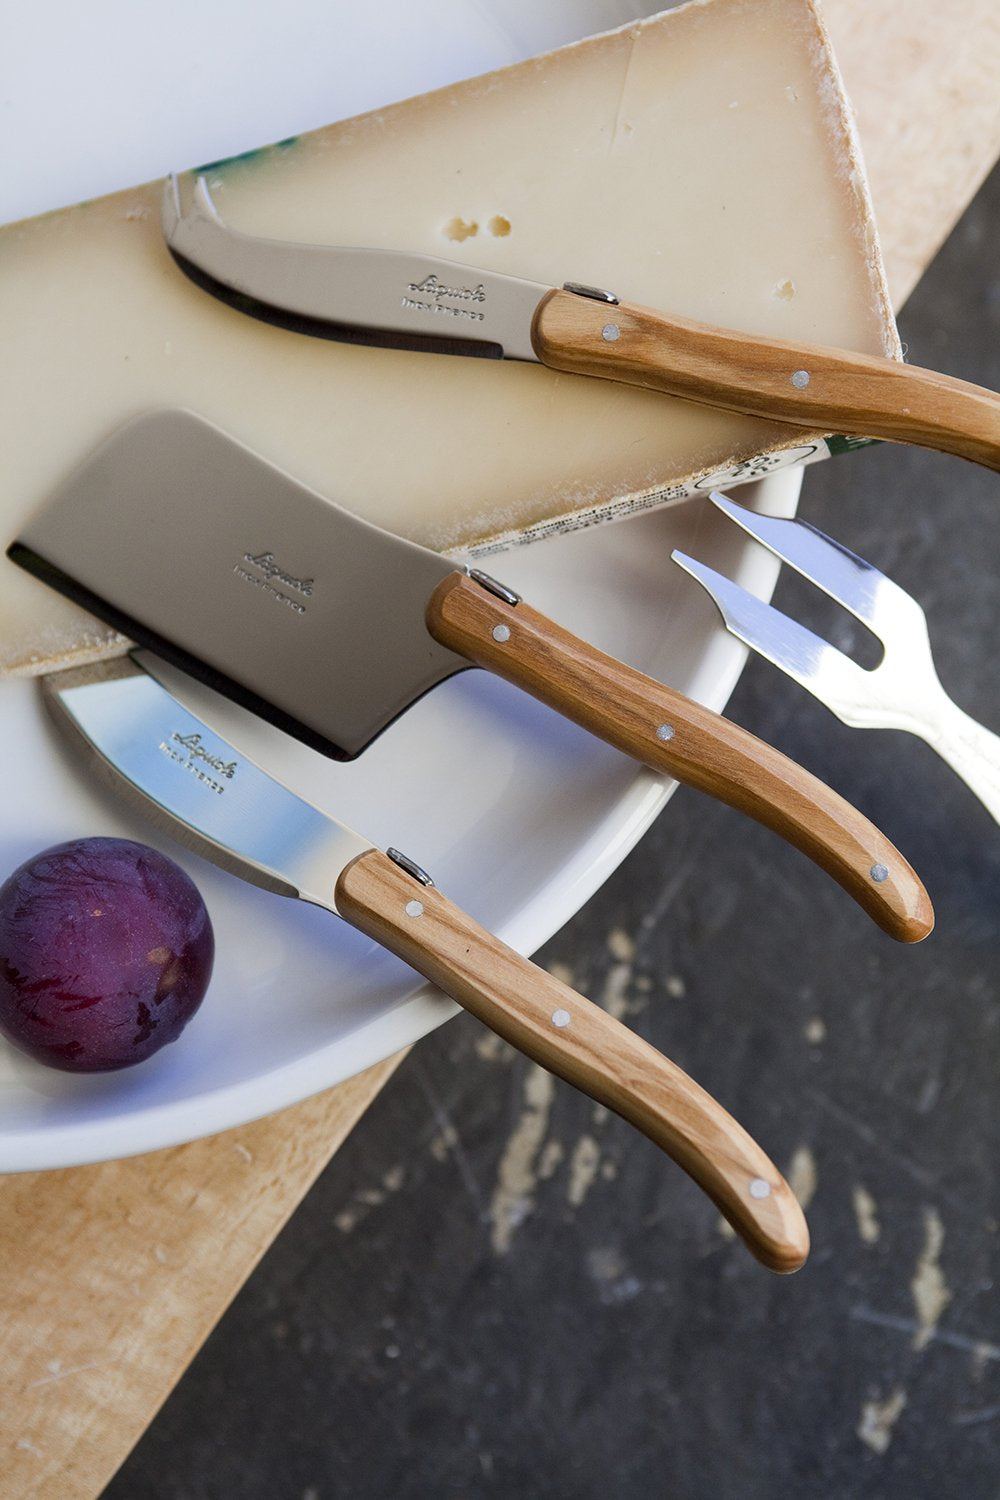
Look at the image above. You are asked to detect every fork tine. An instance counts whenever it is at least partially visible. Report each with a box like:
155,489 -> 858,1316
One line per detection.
707,492 -> 910,636
671,550 -> 869,719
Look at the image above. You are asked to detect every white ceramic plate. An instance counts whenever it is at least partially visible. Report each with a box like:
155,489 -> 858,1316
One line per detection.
2,0 -> 805,1168
0,467 -> 801,1170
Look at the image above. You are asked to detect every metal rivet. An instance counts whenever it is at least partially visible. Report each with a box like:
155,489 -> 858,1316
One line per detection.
602,323 -> 620,342
749,1178 -> 772,1200
492,624 -> 511,643
405,899 -> 424,918
870,863 -> 889,884
791,369 -> 811,389
551,1008 -> 571,1028
656,724 -> 675,742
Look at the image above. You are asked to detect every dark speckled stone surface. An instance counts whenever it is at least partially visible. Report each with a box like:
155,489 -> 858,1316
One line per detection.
108,165 -> 1000,1499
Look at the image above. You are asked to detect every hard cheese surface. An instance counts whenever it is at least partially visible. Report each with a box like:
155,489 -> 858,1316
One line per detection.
0,0 -> 896,677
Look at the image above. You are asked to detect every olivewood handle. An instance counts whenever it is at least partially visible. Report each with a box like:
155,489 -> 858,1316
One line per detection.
427,572 -> 933,944
531,288 -> 1000,471
335,848 -> 809,1273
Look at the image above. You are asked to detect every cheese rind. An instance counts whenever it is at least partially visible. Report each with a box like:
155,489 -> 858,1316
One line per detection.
0,0 -> 896,676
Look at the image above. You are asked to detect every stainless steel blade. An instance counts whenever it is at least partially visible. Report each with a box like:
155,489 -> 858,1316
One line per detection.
13,409 -> 467,758
162,174 -> 549,360
43,655 -> 372,912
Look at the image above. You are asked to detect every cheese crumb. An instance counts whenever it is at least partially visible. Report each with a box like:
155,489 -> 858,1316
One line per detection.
443,216 -> 478,242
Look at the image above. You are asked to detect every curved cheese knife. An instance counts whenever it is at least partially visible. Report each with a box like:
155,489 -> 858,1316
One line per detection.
9,410 -> 932,943
43,652 -> 808,1273
161,174 -> 1000,472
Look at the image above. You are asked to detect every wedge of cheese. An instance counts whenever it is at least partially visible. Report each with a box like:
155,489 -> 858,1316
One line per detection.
0,0 -> 897,677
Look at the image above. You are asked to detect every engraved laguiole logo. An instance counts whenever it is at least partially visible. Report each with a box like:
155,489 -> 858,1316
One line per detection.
401,273 -> 487,325
171,732 -> 237,778
158,731 -> 238,795
407,274 -> 486,305
233,550 -> 313,616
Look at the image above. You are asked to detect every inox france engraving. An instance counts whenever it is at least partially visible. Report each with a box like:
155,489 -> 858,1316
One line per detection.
233,550 -> 314,617
400,273 -> 488,325
158,731 -> 238,796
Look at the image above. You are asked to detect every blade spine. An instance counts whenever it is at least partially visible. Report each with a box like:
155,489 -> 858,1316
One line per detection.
186,176 -> 546,288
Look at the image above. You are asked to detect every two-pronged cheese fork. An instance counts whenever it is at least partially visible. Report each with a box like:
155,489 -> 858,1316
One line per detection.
674,494 -> 1000,824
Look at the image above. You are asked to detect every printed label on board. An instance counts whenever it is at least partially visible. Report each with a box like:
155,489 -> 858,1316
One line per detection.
691,443 -> 822,490
464,437 -> 855,559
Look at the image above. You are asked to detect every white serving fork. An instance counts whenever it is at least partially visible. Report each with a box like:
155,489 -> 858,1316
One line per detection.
673,493 -> 1000,824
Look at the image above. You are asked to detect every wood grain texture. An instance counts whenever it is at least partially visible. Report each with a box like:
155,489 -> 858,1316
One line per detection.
0,3 -> 996,1493
335,849 -> 809,1274
427,572 -> 933,944
532,289 -> 1000,470
0,1056 -> 402,1499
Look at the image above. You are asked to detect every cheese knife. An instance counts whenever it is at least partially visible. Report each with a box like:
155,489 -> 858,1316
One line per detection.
9,409 -> 932,943
161,174 -> 1000,472
42,651 -> 809,1272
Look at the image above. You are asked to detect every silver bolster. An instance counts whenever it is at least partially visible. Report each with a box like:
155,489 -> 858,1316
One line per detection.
468,569 -> 520,607
562,282 -> 619,305
386,849 -> 435,887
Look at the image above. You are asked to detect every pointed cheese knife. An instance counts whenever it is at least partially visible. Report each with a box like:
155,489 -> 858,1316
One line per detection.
161,175 -> 1000,472
43,652 -> 808,1272
9,410 -> 932,943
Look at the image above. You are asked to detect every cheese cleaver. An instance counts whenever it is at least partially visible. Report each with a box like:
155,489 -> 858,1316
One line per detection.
43,652 -> 809,1273
9,409 -> 932,943
161,174 -> 1000,471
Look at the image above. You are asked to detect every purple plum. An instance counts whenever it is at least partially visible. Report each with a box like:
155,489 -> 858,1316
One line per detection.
0,837 -> 214,1072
